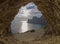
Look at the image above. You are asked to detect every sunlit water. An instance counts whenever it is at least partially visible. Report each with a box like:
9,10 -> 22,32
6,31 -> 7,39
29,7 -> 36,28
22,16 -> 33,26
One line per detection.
20,21 -> 41,33
20,21 -> 29,33
11,21 -> 42,33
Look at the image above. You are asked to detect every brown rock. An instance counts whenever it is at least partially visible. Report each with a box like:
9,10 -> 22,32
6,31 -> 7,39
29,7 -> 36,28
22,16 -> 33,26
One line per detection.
0,0 -> 60,36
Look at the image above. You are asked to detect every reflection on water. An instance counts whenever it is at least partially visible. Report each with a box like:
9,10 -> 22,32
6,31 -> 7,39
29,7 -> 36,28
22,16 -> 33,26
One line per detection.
11,21 -> 42,33
20,21 -> 28,33
20,21 -> 42,33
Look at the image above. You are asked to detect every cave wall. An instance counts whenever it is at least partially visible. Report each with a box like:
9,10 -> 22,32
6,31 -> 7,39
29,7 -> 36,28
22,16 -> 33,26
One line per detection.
0,0 -> 60,36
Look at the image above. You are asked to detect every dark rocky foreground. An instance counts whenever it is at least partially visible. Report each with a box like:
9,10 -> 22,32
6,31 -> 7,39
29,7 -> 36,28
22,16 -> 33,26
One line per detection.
0,29 -> 60,44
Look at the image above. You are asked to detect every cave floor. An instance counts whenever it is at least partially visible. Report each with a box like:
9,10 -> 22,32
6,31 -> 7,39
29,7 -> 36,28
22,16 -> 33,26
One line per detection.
0,29 -> 60,44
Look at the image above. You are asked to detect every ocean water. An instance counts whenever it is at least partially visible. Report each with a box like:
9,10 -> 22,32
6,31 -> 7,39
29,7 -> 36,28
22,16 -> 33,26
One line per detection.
11,21 -> 42,33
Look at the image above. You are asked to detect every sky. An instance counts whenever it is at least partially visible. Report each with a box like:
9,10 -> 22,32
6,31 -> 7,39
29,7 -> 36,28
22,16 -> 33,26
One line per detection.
15,2 -> 42,20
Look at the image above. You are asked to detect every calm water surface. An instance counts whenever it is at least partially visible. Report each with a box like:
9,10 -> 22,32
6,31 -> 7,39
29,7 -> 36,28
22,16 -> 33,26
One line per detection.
11,21 -> 42,33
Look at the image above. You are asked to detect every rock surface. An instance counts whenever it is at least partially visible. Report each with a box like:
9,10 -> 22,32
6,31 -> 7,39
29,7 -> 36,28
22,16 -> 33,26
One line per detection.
1,30 -> 60,44
0,0 -> 60,44
0,0 -> 60,35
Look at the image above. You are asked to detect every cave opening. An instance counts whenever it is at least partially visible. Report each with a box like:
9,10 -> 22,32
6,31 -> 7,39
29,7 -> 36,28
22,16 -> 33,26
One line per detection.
11,2 -> 47,34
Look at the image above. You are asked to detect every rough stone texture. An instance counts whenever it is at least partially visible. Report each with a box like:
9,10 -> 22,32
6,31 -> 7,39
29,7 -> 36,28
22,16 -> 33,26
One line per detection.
1,34 -> 60,44
0,0 -> 60,36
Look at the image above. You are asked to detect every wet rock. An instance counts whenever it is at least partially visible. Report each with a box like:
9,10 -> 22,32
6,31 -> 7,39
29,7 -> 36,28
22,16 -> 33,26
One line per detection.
30,30 -> 35,32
